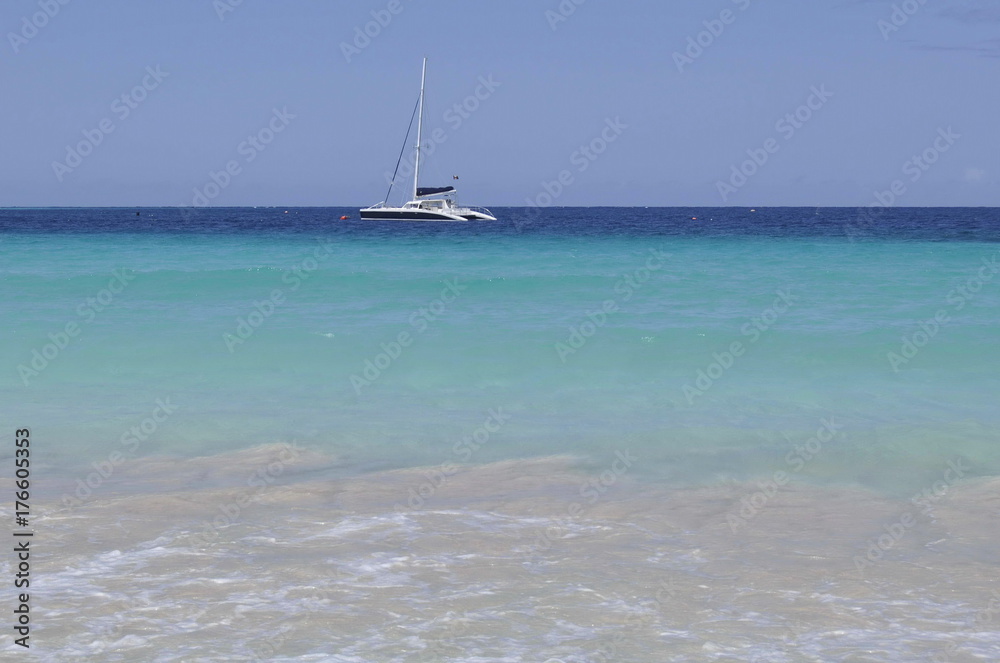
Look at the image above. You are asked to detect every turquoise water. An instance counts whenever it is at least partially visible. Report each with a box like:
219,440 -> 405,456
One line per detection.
3,207 -> 998,495
4,207 -> 1000,661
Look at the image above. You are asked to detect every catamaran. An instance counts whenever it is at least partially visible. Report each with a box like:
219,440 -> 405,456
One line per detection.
360,59 -> 496,222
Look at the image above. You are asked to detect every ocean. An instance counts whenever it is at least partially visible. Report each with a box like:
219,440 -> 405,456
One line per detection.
2,207 -> 999,661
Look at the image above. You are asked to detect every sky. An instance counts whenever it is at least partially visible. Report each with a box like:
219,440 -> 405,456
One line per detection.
2,0 -> 998,207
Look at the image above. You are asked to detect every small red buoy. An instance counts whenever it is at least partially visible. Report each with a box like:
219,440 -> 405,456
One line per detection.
692,217 -> 697,220
340,215 -> 349,220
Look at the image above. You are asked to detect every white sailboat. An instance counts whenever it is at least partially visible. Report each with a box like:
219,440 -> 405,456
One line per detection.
360,58 -> 496,222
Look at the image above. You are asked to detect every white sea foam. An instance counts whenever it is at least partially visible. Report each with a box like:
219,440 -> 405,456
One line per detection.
9,447 -> 999,661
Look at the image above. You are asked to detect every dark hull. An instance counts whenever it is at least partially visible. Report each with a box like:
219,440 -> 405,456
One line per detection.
359,209 -> 466,222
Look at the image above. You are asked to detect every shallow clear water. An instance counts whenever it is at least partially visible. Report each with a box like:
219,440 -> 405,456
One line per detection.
2,207 -> 999,660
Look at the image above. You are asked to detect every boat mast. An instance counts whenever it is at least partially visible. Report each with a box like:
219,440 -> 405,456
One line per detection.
413,57 -> 427,201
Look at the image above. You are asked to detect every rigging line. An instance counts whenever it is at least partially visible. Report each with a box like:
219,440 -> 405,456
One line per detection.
384,93 -> 422,205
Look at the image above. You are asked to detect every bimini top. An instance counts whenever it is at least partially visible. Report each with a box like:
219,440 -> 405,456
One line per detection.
416,186 -> 455,197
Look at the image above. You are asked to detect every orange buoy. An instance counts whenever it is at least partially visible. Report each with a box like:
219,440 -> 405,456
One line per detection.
340,215 -> 349,220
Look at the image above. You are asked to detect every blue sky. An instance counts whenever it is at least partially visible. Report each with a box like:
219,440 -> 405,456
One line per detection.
2,0 -> 998,206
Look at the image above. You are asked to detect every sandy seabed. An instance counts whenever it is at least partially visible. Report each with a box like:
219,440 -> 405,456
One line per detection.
4,444 -> 999,662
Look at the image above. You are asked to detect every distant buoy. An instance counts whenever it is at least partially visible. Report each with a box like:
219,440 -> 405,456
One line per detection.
284,210 -> 289,214
340,215 -> 349,220
691,217 -> 697,220
750,209 -> 756,212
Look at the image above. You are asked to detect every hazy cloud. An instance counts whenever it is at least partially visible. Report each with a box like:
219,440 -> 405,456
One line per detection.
938,1 -> 1000,24
910,37 -> 1000,58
